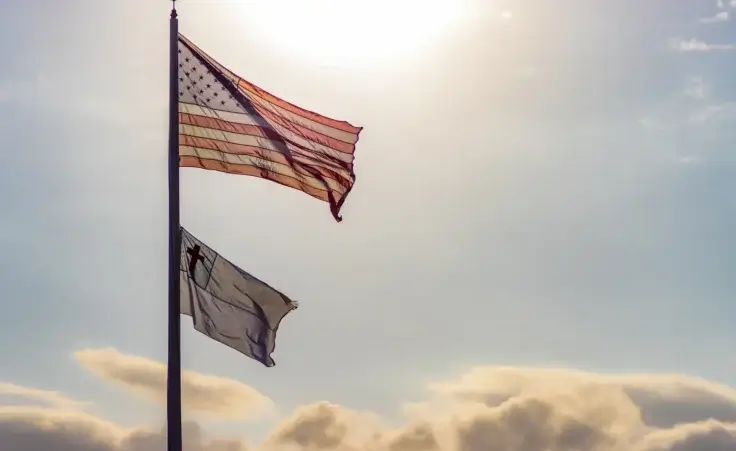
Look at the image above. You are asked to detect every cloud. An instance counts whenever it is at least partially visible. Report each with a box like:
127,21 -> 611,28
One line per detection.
689,103 -> 736,123
638,117 -> 667,131
263,366 -> 736,451
0,406 -> 246,451
266,402 -> 383,450
671,38 -> 736,52
0,406 -> 124,451
677,156 -> 703,165
684,77 -> 709,99
0,382 -> 83,410
699,11 -> 729,23
74,348 -> 274,420
3,363 -> 736,450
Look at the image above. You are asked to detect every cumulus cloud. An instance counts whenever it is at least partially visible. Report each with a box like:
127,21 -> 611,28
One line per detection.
671,38 -> 736,52
2,362 -> 736,450
263,366 -> 736,451
74,348 -> 274,420
0,406 -> 124,451
0,406 -> 245,451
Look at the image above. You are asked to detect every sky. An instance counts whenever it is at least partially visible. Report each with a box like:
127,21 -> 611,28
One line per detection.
1,0 -> 736,450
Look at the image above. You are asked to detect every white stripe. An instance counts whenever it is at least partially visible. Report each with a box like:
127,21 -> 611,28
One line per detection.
180,103 -> 262,127
238,87 -> 359,144
180,101 -> 355,161
180,124 -> 281,152
180,146 -> 347,193
180,101 -> 356,145
181,39 -> 359,144
180,124 -> 353,177
179,123 -> 354,166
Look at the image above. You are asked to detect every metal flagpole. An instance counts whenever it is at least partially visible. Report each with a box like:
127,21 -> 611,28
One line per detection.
167,1 -> 182,451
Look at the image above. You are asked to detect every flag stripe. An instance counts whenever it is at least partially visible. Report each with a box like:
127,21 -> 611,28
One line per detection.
180,147 -> 348,193
245,97 -> 357,151
180,111 -> 356,154
179,104 -> 356,166
180,155 -> 332,202
180,134 -> 352,178
237,79 -> 362,134
240,89 -> 360,145
179,123 -> 354,167
179,35 -> 361,135
179,102 -> 358,145
178,34 -> 362,221
179,137 -> 353,186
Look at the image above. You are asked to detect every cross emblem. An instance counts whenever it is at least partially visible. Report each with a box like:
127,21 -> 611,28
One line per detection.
186,244 -> 205,274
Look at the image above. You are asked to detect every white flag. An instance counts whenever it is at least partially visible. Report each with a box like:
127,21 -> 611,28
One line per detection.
179,227 -> 297,367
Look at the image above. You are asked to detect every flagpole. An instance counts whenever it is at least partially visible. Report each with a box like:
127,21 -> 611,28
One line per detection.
167,1 -> 182,451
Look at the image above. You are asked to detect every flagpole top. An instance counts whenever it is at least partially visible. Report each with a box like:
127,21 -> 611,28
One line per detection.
171,0 -> 178,18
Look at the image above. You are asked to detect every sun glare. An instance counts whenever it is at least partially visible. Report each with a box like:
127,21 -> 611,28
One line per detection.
243,0 -> 468,67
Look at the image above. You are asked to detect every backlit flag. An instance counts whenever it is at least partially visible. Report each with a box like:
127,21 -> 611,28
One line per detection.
179,227 -> 297,367
177,34 -> 363,222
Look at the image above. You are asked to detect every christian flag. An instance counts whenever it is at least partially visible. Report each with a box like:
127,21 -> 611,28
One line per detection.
179,227 -> 297,367
177,34 -> 363,222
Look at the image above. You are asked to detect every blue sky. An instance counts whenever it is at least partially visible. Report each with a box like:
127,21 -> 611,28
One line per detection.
1,0 -> 736,449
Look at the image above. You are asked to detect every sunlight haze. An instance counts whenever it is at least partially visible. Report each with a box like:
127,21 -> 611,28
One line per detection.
1,0 -> 736,450
242,0 -> 470,67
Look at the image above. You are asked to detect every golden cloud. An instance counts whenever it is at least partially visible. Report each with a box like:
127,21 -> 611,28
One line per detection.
74,348 -> 274,420
0,406 -> 244,451
2,356 -> 736,451
0,382 -> 83,410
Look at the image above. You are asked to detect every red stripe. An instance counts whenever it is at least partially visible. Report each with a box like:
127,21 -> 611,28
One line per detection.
179,135 -> 354,188
179,126 -> 353,173
237,79 -> 363,135
180,111 -> 355,154
180,156 -> 336,204
179,34 -> 361,135
248,102 -> 356,155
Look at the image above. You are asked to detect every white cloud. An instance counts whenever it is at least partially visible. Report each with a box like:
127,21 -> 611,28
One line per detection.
671,38 -> 736,52
700,11 -> 729,22
677,156 -> 703,165
684,77 -> 709,99
74,348 -> 274,420
689,103 -> 736,123
638,117 -> 666,131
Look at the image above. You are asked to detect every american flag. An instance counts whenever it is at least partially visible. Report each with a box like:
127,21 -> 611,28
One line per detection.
177,34 -> 363,222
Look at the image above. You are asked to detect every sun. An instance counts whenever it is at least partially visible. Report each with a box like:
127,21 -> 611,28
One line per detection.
242,0 -> 468,67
